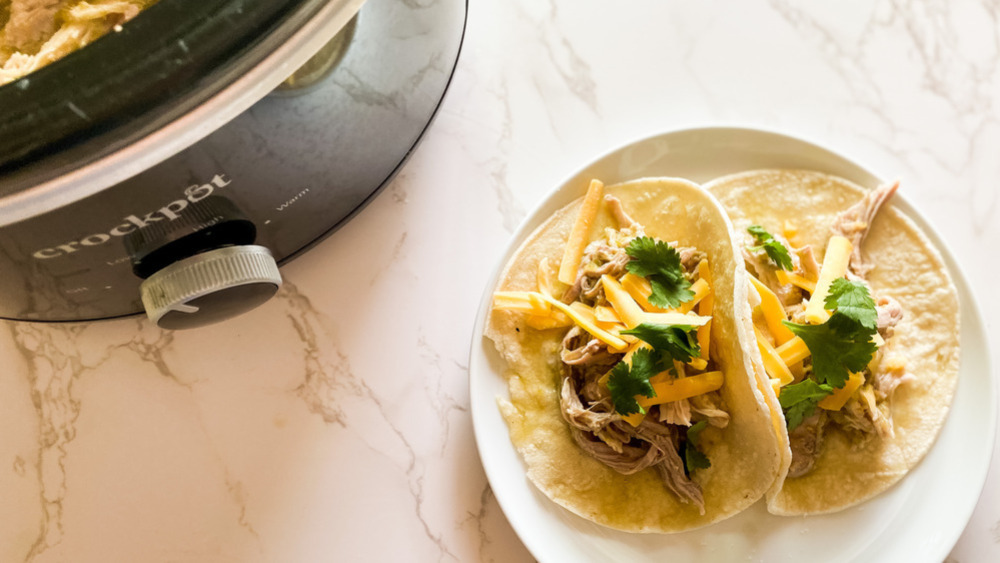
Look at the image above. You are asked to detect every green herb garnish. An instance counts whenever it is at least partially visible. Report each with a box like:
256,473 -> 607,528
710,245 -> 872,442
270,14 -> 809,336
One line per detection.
684,420 -> 711,473
825,278 -> 878,332
607,348 -> 659,416
778,380 -> 834,430
782,320 -> 877,390
779,278 -> 879,429
620,323 -> 700,367
783,279 -> 879,390
625,237 -> 695,309
748,225 -> 793,271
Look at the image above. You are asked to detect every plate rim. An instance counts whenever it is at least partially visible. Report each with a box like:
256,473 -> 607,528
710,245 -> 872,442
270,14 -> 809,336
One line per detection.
469,124 -> 997,562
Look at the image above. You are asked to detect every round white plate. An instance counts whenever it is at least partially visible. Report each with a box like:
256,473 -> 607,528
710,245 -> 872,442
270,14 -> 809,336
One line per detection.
469,127 -> 996,563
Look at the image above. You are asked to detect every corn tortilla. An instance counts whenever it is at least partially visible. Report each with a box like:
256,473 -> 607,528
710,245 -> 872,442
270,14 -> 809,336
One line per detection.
485,177 -> 785,532
705,169 -> 960,515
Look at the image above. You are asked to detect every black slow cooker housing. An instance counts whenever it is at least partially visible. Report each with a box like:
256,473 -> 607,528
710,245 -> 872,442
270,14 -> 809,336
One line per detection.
0,0 -> 466,324
0,0 -> 333,191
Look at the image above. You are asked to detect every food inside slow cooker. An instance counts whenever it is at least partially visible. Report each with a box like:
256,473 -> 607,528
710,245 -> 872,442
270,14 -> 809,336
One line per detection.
0,0 -> 156,86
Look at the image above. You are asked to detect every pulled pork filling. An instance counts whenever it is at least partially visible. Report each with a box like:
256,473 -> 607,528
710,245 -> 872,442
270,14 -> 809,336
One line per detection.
492,189 -> 730,514
1,0 -> 158,86
556,208 -> 726,514
745,182 -> 908,478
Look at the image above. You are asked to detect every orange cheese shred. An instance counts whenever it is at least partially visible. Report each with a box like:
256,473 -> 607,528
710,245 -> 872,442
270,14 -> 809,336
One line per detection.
557,179 -> 605,285
819,372 -> 865,411
638,371 -> 724,409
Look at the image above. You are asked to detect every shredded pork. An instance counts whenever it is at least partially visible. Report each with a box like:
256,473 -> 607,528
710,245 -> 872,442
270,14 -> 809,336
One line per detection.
2,0 -> 68,52
556,221 -> 725,513
677,245 -> 705,274
830,180 -> 900,278
560,326 -> 613,366
659,399 -> 692,426
872,356 -> 915,400
604,194 -> 638,229
1,0 -> 156,85
875,295 -> 904,338
794,245 -> 820,279
787,412 -> 827,478
743,233 -> 803,306
561,240 -> 629,305
690,393 -> 730,428
785,181 -> 911,477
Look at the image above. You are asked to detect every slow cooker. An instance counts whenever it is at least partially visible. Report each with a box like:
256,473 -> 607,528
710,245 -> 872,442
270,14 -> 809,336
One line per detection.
0,0 -> 466,328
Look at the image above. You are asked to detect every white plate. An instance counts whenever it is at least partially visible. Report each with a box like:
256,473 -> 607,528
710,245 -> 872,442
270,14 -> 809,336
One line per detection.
469,127 -> 996,563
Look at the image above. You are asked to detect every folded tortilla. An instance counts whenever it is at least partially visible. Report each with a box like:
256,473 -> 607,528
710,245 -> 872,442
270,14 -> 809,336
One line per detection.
705,169 -> 960,515
484,177 -> 785,532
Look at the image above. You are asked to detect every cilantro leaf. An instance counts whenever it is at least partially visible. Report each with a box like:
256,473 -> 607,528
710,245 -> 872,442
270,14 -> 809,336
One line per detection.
781,278 -> 879,390
778,380 -> 834,430
606,348 -> 658,416
684,420 -> 711,473
747,225 -> 793,271
620,323 -> 700,365
625,237 -> 695,308
783,316 -> 877,389
825,278 -> 878,332
775,278 -> 879,429
624,237 -> 680,278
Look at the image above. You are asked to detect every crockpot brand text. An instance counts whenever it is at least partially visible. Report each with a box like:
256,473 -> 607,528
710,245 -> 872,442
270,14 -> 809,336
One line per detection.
32,174 -> 232,260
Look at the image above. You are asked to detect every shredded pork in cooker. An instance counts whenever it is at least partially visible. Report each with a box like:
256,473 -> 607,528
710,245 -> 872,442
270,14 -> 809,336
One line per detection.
745,182 -> 908,477
556,205 -> 726,514
0,0 -> 157,85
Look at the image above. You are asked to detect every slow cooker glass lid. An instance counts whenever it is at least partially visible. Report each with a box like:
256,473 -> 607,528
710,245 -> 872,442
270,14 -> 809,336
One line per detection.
0,0 -> 340,201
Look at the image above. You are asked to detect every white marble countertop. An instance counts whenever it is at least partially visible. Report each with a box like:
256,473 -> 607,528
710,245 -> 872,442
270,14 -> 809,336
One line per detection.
2,1 -> 998,561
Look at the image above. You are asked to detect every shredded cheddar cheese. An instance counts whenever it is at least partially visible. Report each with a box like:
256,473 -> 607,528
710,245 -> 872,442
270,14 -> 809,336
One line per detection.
804,235 -> 853,324
818,372 -> 865,410
755,326 -> 794,386
748,274 -> 796,345
776,336 -> 810,366
601,274 -> 646,329
557,179 -> 605,284
775,269 -> 817,293
676,278 -> 711,314
620,273 -> 667,313
639,371 -> 725,408
494,291 -> 627,350
638,311 -> 711,327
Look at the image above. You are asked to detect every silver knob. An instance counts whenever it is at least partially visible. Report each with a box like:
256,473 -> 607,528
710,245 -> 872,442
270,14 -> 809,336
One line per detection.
140,245 -> 282,329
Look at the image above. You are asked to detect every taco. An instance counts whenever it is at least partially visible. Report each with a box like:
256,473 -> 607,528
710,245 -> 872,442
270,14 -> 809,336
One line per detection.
485,177 -> 784,532
704,169 -> 960,515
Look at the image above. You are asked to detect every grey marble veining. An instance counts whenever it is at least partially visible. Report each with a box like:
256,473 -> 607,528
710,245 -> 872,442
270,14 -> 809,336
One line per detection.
0,1 -> 997,561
